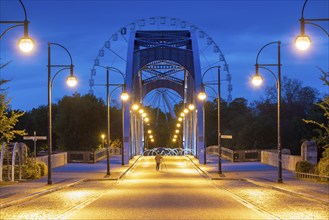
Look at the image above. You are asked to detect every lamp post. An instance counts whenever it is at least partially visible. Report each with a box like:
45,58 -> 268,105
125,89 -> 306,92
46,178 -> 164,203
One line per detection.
48,42 -> 77,185
251,41 -> 282,183
0,0 -> 35,53
94,64 -> 128,174
295,0 -> 329,50
198,66 -> 221,174
101,85 -> 128,176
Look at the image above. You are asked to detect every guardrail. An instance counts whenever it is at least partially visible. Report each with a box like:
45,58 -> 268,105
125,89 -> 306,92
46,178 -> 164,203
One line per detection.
67,148 -> 121,163
207,146 -> 261,162
295,172 -> 329,182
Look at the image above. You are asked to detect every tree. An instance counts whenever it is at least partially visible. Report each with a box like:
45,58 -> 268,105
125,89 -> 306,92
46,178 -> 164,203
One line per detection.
304,68 -> 329,158
0,62 -> 27,143
54,93 -> 106,151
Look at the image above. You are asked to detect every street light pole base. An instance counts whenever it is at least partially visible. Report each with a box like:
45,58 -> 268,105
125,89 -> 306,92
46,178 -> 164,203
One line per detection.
277,178 -> 283,183
48,180 -> 52,185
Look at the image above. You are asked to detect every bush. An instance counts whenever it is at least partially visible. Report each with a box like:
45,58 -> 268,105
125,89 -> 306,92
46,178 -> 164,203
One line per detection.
37,161 -> 48,176
296,161 -> 313,173
317,148 -> 329,177
22,158 -> 41,179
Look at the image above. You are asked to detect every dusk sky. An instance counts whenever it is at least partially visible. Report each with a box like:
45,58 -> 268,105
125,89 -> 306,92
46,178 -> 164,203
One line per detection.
1,0 -> 328,111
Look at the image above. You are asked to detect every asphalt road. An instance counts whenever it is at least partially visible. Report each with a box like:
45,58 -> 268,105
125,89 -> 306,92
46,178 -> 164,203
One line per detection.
63,156 -> 268,219
1,156 -> 328,219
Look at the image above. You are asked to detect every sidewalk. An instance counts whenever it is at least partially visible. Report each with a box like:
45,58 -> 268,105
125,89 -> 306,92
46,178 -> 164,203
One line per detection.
0,155 -> 139,209
189,155 -> 329,205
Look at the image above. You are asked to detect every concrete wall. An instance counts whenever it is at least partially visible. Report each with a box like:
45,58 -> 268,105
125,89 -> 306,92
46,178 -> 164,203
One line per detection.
261,150 -> 302,171
36,152 -> 67,168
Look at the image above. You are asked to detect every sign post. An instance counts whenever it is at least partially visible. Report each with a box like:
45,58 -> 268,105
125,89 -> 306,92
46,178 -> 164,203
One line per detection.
23,131 -> 47,157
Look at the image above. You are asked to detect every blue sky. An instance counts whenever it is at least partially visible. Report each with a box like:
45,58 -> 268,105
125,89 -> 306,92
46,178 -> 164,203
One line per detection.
1,0 -> 328,111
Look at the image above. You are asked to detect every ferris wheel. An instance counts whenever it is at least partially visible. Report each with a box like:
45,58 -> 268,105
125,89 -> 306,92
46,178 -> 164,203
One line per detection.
90,17 -> 232,119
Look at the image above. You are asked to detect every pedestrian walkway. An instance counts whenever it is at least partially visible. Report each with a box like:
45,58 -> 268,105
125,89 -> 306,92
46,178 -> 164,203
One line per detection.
0,155 -> 139,209
189,155 -> 329,205
1,155 -> 328,210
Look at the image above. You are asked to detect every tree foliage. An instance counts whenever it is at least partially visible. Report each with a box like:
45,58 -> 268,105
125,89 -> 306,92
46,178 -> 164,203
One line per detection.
204,76 -> 320,155
0,63 -> 27,143
54,93 -> 106,151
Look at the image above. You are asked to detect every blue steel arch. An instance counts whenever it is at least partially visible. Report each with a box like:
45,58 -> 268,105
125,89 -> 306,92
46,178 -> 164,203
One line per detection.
122,30 -> 205,164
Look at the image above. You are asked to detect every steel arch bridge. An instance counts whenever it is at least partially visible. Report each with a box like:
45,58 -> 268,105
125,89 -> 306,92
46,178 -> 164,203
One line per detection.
90,17 -> 232,165
121,30 -> 205,164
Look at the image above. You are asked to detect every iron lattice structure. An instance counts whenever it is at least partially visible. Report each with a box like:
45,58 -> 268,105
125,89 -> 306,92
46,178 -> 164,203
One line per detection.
90,17 -> 232,164
123,30 -> 203,163
89,17 -> 232,110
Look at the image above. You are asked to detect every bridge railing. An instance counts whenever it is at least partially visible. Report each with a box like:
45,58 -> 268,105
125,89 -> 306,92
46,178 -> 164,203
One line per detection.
295,172 -> 329,182
207,146 -> 261,162
67,147 -> 121,163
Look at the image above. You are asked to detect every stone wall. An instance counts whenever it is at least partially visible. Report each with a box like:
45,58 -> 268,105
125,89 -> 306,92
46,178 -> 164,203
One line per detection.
36,152 -> 67,168
261,150 -> 302,171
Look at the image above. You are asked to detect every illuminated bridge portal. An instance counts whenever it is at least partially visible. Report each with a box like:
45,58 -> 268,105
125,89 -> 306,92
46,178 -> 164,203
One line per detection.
122,30 -> 204,164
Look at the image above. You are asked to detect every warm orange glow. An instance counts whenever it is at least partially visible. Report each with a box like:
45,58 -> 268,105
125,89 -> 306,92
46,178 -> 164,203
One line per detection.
18,36 -> 34,53
132,104 -> 139,111
66,75 -> 78,87
147,129 -> 152,134
198,92 -> 207,100
180,112 -> 185,117
175,129 -> 179,134
121,92 -> 129,101
176,123 -> 181,128
139,109 -> 144,114
251,74 -> 263,86
178,117 -> 183,122
188,104 -> 195,110
295,34 -> 311,50
183,108 -> 189,114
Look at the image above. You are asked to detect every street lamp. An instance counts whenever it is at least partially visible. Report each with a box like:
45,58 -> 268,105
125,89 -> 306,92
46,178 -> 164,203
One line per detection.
48,42 -> 77,185
198,66 -> 221,173
188,104 -> 195,110
252,41 -> 283,183
0,0 -> 35,53
101,134 -> 105,148
93,64 -> 128,174
295,0 -> 329,50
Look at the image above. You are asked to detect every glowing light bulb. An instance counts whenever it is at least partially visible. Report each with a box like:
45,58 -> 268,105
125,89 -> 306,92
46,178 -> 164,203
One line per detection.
251,75 -> 263,86
295,35 -> 311,51
66,75 -> 78,87
18,37 -> 34,53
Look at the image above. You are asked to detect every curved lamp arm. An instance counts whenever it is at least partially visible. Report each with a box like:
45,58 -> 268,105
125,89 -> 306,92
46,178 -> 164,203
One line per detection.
204,84 -> 218,96
48,42 -> 73,66
96,64 -> 126,81
259,67 -> 278,88
0,24 -> 23,39
255,41 -> 280,67
201,65 -> 220,82
51,67 -> 70,87
305,22 -> 329,37
109,85 -> 123,98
